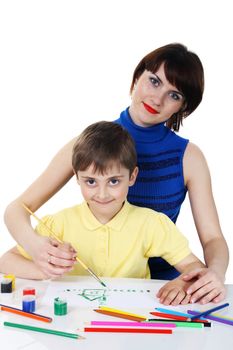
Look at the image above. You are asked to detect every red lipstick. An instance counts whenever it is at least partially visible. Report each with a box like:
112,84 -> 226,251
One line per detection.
142,102 -> 158,114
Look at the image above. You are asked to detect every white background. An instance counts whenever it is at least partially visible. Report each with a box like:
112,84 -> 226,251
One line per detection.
0,1 -> 232,282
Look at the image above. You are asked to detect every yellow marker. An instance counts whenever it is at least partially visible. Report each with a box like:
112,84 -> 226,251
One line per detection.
99,306 -> 146,319
4,274 -> 15,290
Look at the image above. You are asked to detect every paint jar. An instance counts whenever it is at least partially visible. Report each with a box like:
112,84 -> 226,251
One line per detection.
54,297 -> 67,316
3,274 -> 15,290
1,278 -> 13,293
22,295 -> 36,312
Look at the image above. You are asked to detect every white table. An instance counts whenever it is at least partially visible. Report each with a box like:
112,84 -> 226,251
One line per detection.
1,276 -> 233,350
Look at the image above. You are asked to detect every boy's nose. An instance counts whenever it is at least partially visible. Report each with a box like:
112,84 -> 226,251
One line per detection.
96,186 -> 109,199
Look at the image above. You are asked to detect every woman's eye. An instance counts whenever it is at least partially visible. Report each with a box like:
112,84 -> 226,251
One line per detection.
149,77 -> 159,87
169,92 -> 182,101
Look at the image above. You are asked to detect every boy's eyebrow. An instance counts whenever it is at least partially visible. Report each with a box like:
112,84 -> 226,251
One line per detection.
80,174 -> 126,179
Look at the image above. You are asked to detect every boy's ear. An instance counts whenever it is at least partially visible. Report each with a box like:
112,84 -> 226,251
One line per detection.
129,167 -> 139,187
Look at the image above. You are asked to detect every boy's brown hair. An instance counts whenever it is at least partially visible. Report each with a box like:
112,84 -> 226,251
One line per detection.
72,121 -> 137,176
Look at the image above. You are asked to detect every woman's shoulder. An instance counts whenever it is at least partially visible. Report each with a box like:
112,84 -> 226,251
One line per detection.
184,142 -> 206,161
183,142 -> 209,184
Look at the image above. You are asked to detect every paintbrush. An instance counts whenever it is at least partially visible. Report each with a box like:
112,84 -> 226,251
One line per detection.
22,203 -> 107,287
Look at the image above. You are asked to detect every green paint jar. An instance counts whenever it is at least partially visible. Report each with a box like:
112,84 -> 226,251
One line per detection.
54,297 -> 67,316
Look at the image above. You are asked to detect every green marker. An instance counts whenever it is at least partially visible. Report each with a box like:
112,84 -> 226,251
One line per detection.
4,321 -> 85,339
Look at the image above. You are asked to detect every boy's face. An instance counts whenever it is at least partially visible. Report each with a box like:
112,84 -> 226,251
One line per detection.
76,163 -> 138,224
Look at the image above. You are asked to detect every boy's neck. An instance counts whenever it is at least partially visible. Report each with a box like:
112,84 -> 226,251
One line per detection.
87,202 -> 124,225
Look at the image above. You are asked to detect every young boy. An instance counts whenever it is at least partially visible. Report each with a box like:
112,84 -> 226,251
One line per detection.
0,121 -> 207,305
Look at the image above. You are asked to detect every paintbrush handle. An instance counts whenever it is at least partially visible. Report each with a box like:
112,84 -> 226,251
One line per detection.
22,203 -> 62,243
22,203 -> 106,287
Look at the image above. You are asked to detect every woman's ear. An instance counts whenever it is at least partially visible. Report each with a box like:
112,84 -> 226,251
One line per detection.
129,167 -> 139,187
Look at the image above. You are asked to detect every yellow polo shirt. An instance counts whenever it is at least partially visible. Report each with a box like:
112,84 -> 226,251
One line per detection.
18,201 -> 191,279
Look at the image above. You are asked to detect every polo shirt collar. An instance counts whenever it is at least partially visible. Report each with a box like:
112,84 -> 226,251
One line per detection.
80,201 -> 131,231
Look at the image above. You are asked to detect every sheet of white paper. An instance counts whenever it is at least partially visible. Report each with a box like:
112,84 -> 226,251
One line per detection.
42,278 -> 164,309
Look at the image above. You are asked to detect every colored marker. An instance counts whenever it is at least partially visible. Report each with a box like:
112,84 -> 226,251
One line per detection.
4,322 -> 85,339
187,310 -> 233,326
83,327 -> 172,334
0,304 -> 52,323
187,303 -> 229,321
89,320 -> 176,328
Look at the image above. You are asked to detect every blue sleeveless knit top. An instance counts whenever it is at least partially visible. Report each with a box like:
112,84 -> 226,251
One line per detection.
115,107 -> 189,279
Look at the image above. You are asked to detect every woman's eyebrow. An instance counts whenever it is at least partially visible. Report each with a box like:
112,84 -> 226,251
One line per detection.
155,73 -> 184,96
152,72 -> 183,96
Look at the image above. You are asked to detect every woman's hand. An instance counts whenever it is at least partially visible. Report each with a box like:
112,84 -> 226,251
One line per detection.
28,235 -> 77,278
182,267 -> 226,304
156,278 -> 192,306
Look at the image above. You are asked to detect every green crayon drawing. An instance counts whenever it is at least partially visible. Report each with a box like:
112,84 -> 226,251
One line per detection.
61,287 -> 151,305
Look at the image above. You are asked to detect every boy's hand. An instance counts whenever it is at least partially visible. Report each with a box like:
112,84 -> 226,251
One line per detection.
156,278 -> 192,305
29,235 -> 77,278
182,267 -> 226,304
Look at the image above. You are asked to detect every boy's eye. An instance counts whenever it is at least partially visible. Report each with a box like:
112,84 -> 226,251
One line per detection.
86,179 -> 96,186
149,77 -> 159,87
109,179 -> 119,185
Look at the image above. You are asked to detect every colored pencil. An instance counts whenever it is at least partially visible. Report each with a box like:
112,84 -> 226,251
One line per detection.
148,318 -> 211,327
4,321 -> 85,339
83,327 -> 172,334
148,319 -> 205,328
22,203 -> 106,288
187,310 -> 233,326
0,304 -> 52,323
99,306 -> 146,319
155,307 -> 206,319
150,311 -> 208,323
94,309 -> 147,322
187,303 -> 229,321
89,320 -> 176,328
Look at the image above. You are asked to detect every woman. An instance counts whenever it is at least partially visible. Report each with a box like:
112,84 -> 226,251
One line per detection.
4,43 -> 228,304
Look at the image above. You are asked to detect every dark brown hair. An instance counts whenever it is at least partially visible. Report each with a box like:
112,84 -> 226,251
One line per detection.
72,121 -> 137,176
130,43 -> 204,131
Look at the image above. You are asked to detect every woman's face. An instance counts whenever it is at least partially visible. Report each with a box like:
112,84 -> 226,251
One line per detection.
129,63 -> 185,127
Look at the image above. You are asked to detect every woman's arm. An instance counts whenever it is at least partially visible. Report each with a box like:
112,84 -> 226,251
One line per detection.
182,142 -> 229,303
0,247 -> 47,280
4,138 -> 77,277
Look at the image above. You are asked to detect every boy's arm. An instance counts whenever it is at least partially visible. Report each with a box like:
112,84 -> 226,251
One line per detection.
0,246 -> 48,280
156,253 -> 226,306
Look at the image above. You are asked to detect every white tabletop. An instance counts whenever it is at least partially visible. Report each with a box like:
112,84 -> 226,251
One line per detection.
0,276 -> 233,350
